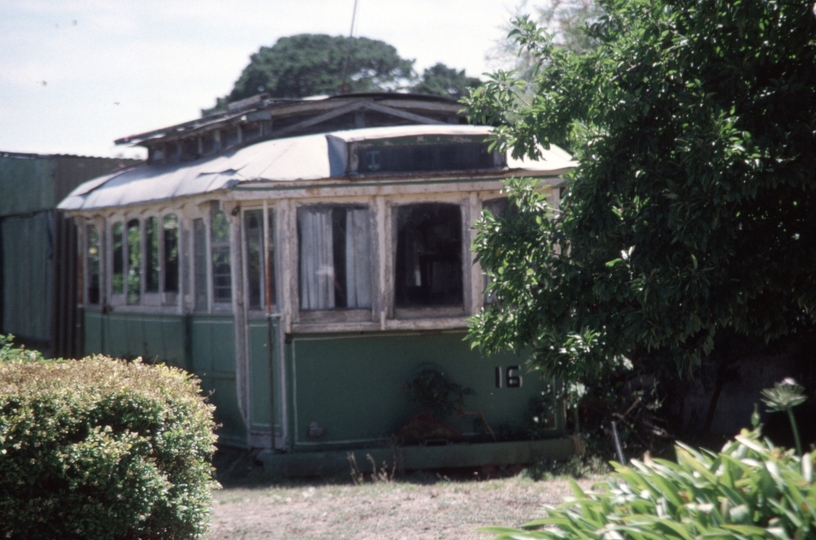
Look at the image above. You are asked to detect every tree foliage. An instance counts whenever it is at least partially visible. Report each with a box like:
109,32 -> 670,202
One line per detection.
532,0 -> 601,53
411,63 -> 482,100
466,0 -> 816,385
203,34 -> 481,114
488,0 -> 603,80
203,34 -> 414,114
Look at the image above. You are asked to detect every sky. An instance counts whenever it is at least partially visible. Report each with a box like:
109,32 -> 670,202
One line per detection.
0,0 -> 521,160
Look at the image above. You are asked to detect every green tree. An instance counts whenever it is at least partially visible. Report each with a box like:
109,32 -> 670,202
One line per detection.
411,63 -> 482,100
203,34 -> 415,114
532,0 -> 601,53
466,0 -> 816,388
488,0 -> 603,80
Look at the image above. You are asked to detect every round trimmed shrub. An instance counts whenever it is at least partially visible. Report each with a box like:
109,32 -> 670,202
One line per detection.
0,348 -> 218,539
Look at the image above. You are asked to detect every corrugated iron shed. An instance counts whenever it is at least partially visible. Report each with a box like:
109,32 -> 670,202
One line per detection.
0,152 -> 141,356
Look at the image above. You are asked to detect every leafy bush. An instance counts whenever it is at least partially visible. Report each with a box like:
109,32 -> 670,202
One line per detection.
0,340 -> 218,539
402,367 -> 474,419
524,454 -> 610,482
0,334 -> 43,362
485,426 -> 815,539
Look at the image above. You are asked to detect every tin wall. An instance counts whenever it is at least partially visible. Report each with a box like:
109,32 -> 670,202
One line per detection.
0,154 -> 136,217
0,212 -> 53,344
0,153 -> 140,354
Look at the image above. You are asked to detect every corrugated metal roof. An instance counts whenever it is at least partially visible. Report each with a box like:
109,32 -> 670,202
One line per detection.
59,125 -> 575,212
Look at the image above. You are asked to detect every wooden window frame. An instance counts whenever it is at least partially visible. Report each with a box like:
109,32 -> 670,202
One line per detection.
210,205 -> 233,309
241,204 -> 278,315
161,213 -> 180,307
109,219 -> 126,306
388,197 -> 472,322
84,220 -> 104,307
291,201 -> 377,327
287,194 -> 483,334
142,215 -> 161,307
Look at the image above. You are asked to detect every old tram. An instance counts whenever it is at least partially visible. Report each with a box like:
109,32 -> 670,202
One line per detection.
59,94 -> 576,472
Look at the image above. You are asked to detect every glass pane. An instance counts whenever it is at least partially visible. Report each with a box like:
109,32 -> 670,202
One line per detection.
86,225 -> 100,305
165,141 -> 178,162
127,219 -> 141,305
267,210 -> 276,308
297,206 -> 371,310
358,142 -> 496,174
243,122 -> 261,141
395,203 -> 462,307
245,210 -> 263,310
145,217 -> 159,293
211,210 -> 231,304
163,214 -> 179,293
193,218 -> 207,311
222,128 -> 239,148
112,222 -> 124,294
201,133 -> 216,154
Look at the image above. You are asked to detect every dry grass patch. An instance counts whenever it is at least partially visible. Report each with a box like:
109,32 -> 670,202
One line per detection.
208,469 -> 596,540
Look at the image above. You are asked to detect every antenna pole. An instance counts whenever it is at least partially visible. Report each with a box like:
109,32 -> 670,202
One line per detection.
339,0 -> 359,94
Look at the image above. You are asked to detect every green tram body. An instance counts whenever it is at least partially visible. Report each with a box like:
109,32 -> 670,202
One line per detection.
61,95 -> 576,470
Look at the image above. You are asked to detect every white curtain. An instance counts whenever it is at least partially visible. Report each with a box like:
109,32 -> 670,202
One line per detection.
345,209 -> 371,308
299,207 -> 372,310
299,208 -> 335,309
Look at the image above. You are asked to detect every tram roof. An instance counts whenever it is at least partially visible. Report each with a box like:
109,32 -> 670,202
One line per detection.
59,124 -> 575,212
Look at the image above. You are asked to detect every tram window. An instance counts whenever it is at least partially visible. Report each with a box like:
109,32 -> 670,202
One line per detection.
245,210 -> 263,310
165,141 -> 179,163
86,225 -> 101,305
395,203 -> 463,308
242,122 -> 262,142
193,218 -> 208,311
145,217 -> 159,293
181,138 -> 199,161
112,221 -> 124,295
245,209 -> 276,310
201,132 -> 217,154
211,210 -> 232,304
163,214 -> 179,293
297,206 -> 371,310
222,127 -> 239,149
357,142 -> 498,174
149,146 -> 164,163
267,210 -> 276,308
127,219 -> 141,305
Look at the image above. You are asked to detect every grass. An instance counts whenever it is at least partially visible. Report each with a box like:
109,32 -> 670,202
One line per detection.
207,447 -> 605,540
